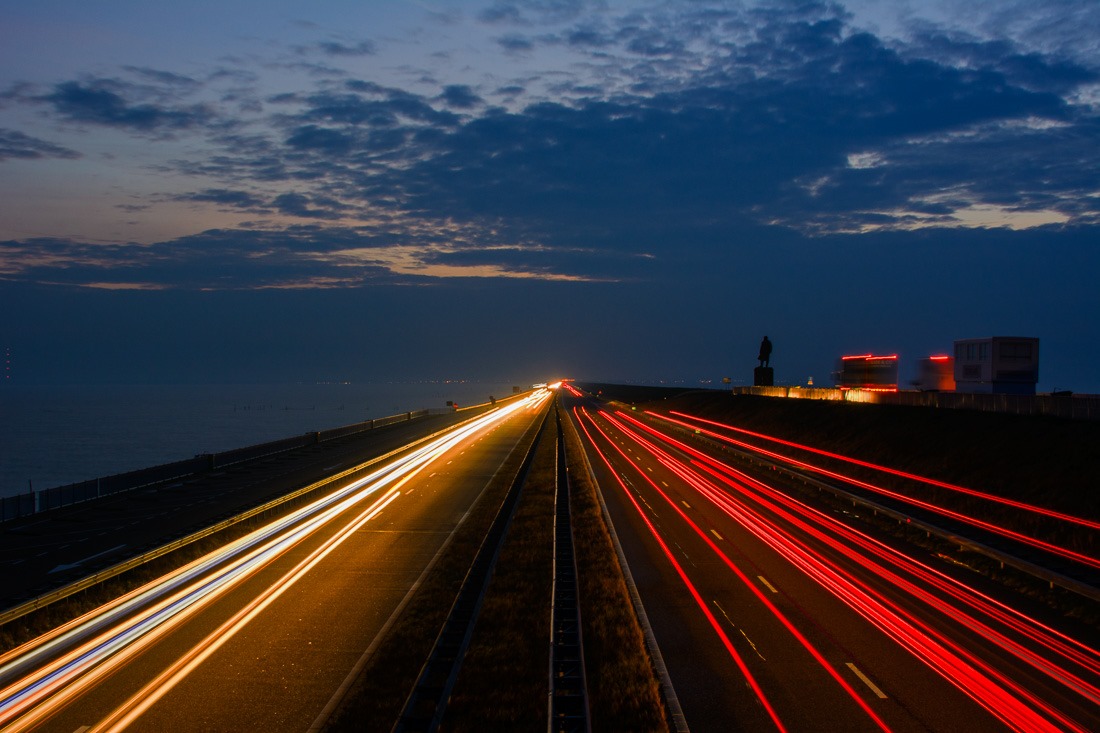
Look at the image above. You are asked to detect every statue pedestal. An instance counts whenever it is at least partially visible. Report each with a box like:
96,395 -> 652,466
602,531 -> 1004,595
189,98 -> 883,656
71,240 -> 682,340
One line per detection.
753,367 -> 774,387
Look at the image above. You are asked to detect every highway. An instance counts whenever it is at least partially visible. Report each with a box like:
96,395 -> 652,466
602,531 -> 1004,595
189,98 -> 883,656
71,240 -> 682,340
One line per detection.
0,410 -> 479,610
562,387 -> 1099,733
0,389 -> 552,732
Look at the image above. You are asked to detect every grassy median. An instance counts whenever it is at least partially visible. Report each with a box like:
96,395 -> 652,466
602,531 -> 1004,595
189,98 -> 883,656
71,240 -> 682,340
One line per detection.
561,402 -> 669,733
440,409 -> 558,731
441,402 -> 669,732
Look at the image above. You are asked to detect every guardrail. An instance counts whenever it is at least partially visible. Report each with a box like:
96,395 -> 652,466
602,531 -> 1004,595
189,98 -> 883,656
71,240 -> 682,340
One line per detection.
0,405 -> 508,629
1,409 -> 429,523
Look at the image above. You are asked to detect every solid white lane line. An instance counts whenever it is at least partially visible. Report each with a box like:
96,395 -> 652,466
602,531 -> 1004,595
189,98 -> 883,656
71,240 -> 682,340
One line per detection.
846,663 -> 888,699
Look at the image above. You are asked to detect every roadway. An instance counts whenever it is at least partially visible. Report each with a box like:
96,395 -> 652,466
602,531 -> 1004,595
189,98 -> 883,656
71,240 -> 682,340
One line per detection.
0,410 -> 485,609
562,388 -> 1099,733
0,390 -> 552,732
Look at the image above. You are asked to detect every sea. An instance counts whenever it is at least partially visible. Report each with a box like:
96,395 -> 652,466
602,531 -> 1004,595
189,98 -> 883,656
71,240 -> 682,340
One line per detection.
0,382 -> 520,498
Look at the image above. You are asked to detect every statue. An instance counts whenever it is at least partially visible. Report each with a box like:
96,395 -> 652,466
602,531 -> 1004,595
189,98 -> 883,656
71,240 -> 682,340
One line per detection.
754,336 -> 774,386
757,336 -> 772,368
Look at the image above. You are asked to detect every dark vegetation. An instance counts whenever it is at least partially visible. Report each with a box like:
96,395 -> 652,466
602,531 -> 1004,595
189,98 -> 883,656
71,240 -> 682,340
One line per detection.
562,404 -> 669,732
441,409 -> 558,731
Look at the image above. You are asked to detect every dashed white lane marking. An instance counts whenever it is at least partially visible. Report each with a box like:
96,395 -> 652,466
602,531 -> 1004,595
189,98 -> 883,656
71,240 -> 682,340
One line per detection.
713,600 -> 766,661
847,663 -> 888,698
710,529 -> 723,541
757,575 -> 778,594
661,481 -> 669,487
681,500 -> 691,509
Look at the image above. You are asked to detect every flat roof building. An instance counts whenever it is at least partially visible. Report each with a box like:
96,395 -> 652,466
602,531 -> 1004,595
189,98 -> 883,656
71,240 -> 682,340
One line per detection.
953,337 -> 1039,395
913,355 -> 956,392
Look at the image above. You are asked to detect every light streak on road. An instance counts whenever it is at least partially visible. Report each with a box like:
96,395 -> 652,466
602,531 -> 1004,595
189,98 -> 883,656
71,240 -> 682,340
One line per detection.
576,407 -> 892,733
573,409 -> 790,733
644,411 -> 1099,571
582,405 -> 1098,733
620,414 -> 1100,685
661,410 -> 1100,532
0,390 -> 551,732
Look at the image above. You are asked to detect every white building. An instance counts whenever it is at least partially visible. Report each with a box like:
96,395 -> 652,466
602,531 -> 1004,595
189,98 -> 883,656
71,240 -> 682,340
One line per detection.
953,337 -> 1039,395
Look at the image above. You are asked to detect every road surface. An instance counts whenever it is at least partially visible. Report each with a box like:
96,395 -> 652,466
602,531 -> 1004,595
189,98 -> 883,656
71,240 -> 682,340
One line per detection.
0,390 -> 552,732
564,389 -> 1098,733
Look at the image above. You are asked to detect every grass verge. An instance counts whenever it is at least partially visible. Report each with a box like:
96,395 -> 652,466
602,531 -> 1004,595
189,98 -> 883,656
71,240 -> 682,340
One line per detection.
440,409 -> 558,731
561,402 -> 669,732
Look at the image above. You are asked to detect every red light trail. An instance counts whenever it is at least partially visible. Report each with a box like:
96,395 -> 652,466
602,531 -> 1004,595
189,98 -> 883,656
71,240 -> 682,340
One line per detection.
570,402 -> 1098,733
577,407 -> 893,733
661,410 -> 1100,532
644,412 -> 1100,570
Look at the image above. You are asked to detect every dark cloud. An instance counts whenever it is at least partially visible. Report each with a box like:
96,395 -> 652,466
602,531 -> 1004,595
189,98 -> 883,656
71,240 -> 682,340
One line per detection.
285,125 -> 356,155
496,34 -> 535,53
440,85 -> 482,109
0,129 -> 80,161
365,7 -> 1093,247
621,27 -> 687,57
564,26 -> 614,49
311,40 -> 376,57
309,84 -> 463,127
174,188 -> 267,210
495,84 -> 527,97
41,80 -> 212,132
121,66 -> 200,89
0,229 -> 397,291
272,192 -> 346,220
905,33 -> 1098,94
478,1 -> 597,26
479,4 -> 524,25
11,2 -> 1097,289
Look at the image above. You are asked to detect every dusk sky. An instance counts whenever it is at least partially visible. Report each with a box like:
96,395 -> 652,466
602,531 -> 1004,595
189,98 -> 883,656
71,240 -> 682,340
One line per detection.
1,1 -> 1098,390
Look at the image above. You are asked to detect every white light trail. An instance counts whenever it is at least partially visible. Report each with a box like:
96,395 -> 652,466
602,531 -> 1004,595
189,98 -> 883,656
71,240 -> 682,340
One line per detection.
0,389 -> 550,731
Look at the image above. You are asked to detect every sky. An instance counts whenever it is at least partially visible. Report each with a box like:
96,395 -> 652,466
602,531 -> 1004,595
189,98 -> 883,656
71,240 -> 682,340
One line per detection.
1,0 -> 1097,390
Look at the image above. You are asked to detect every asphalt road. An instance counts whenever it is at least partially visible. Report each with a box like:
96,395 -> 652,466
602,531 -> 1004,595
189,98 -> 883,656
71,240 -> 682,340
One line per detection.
0,410 -> 486,609
0,391 -> 552,732
563,390 -> 1099,733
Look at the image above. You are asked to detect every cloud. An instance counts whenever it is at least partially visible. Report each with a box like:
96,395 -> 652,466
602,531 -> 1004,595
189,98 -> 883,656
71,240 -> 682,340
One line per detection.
272,192 -> 347,220
173,188 -> 267,210
285,125 -> 356,155
478,1 -> 599,26
439,85 -> 483,109
496,34 -> 535,53
0,129 -> 80,162
121,66 -> 201,89
40,80 -> 213,133
6,0 -> 1098,292
314,39 -> 376,57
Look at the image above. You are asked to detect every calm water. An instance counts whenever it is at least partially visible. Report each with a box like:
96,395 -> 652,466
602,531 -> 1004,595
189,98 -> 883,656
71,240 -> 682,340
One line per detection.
0,382 -> 517,497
